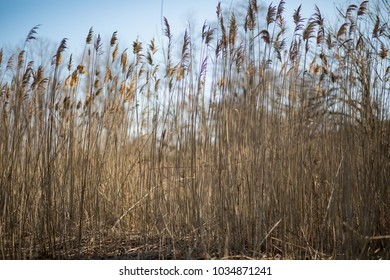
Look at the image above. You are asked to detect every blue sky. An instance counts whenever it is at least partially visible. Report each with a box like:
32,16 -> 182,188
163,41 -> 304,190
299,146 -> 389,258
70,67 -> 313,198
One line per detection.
0,0 -> 344,56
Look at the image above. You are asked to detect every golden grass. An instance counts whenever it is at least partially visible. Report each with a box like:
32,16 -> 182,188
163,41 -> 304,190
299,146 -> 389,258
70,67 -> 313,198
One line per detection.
0,0 -> 389,259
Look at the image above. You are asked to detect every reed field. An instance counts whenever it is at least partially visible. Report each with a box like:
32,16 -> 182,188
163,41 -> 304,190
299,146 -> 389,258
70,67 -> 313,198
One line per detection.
0,0 -> 389,259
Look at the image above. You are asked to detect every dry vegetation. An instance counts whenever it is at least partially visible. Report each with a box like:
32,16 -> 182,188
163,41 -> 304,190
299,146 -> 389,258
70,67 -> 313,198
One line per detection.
0,0 -> 389,259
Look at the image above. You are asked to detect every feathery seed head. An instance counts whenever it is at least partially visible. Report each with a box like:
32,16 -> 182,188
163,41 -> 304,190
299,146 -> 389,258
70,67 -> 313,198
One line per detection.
17,50 -> 25,70
25,24 -> 41,44
67,54 -> 73,71
379,44 -> 388,59
121,49 -> 128,74
110,31 -> 118,47
358,1 -> 369,16
86,27 -> 93,44
229,14 -> 237,47
112,44 -> 119,63
55,38 -> 68,67
266,3 -> 276,26
94,34 -> 103,55
77,64 -> 86,74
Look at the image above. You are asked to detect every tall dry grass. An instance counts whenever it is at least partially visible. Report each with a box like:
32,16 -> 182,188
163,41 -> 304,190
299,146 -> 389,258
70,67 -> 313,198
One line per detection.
0,0 -> 389,259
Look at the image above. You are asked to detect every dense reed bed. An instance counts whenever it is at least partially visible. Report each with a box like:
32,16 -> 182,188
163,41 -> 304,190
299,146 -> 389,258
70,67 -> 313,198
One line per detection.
0,0 -> 389,259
